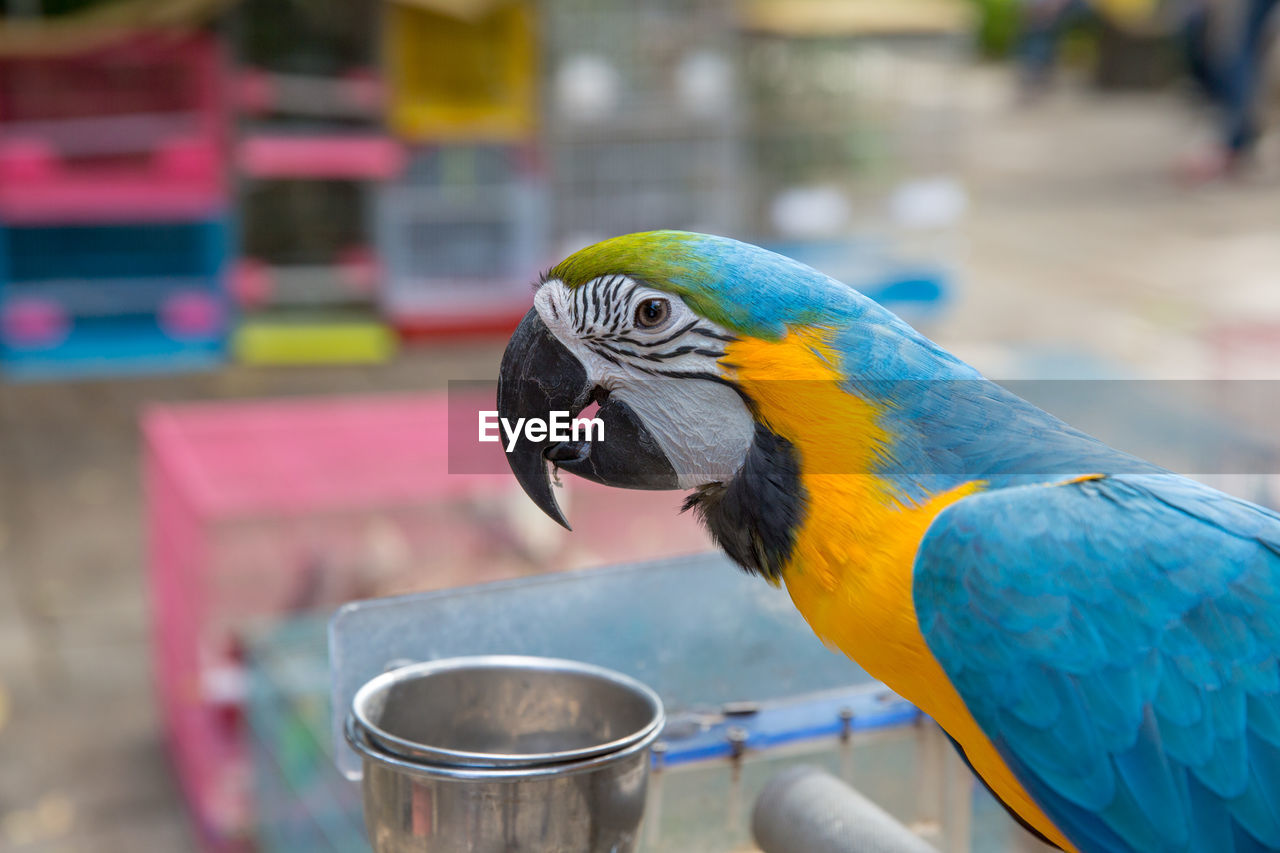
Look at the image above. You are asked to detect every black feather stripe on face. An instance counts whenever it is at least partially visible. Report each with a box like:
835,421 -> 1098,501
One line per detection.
562,274 -> 738,369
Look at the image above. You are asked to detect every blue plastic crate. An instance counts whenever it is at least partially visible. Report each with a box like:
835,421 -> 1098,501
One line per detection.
2,221 -> 225,281
0,218 -> 231,379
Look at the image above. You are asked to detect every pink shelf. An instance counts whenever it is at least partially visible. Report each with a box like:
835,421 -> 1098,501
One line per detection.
237,135 -> 405,180
0,138 -> 225,223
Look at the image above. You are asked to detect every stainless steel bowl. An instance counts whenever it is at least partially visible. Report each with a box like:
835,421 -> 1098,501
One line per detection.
347,655 -> 664,853
353,655 -> 663,768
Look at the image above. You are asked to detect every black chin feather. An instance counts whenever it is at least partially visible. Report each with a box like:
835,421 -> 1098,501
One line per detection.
683,423 -> 805,581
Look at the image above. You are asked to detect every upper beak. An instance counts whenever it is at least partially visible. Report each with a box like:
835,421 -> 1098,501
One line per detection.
497,308 -> 679,529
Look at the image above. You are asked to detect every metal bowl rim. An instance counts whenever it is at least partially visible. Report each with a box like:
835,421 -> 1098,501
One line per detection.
345,710 -> 662,781
351,654 -> 665,768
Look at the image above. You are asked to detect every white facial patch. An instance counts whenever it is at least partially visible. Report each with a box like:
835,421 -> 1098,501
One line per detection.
534,278 -> 755,489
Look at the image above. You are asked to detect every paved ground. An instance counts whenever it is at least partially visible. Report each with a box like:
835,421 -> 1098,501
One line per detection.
940,73 -> 1280,377
1,67 -> 1279,851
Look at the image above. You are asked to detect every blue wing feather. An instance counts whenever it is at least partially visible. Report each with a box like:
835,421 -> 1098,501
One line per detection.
916,474 -> 1280,852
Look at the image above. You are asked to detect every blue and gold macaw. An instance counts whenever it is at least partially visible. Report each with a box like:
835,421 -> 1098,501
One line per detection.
496,231 -> 1280,852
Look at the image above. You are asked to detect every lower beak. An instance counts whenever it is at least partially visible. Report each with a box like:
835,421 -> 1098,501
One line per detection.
497,309 -> 678,529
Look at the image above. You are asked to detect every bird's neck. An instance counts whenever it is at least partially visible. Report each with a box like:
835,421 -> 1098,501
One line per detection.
702,327 -> 1141,591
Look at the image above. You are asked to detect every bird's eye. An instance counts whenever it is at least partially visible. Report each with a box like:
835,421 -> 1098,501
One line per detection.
634,298 -> 671,329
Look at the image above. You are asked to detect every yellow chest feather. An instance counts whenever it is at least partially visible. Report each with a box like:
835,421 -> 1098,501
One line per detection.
721,332 -> 1075,852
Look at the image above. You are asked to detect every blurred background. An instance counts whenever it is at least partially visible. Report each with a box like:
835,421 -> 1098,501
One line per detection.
0,0 -> 1278,850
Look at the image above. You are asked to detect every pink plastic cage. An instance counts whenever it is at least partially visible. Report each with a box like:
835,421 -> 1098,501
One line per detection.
0,33 -> 227,223
143,391 -> 711,849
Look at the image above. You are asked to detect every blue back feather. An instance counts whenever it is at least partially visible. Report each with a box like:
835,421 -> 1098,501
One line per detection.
917,476 -> 1280,852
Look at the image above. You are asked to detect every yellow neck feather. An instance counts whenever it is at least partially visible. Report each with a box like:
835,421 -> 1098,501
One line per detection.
720,330 -> 1074,852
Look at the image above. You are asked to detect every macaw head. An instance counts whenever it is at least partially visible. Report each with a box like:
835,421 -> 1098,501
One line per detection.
497,230 -> 972,576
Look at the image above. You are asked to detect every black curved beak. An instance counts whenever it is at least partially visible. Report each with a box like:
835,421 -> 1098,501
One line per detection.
497,308 -> 679,529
